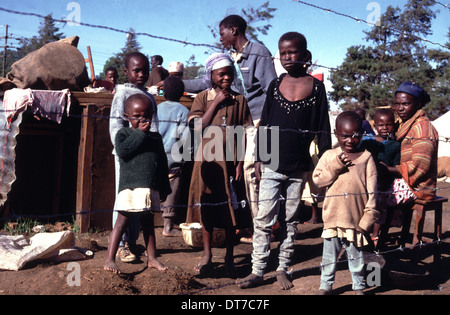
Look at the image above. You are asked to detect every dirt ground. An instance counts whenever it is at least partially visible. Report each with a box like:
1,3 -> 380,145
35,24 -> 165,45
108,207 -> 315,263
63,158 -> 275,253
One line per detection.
0,182 -> 449,299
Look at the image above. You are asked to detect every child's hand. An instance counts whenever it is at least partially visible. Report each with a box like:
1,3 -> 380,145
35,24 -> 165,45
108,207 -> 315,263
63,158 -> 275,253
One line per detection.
338,152 -> 353,167
215,89 -> 231,104
138,120 -> 150,133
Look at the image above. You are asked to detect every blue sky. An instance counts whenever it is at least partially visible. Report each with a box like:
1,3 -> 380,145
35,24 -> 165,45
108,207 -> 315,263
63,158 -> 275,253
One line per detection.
0,0 -> 449,108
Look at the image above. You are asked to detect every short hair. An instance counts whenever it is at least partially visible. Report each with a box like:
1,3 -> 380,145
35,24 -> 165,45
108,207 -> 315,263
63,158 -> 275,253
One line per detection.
335,111 -> 362,131
279,32 -> 307,51
124,93 -> 153,115
279,31 -> 311,64
124,52 -> 149,68
219,15 -> 247,33
105,66 -> 118,74
163,76 -> 185,101
354,107 -> 366,118
374,108 -> 395,123
152,55 -> 163,65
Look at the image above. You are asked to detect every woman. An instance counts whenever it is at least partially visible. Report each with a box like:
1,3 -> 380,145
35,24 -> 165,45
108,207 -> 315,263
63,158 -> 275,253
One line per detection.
391,82 -> 439,247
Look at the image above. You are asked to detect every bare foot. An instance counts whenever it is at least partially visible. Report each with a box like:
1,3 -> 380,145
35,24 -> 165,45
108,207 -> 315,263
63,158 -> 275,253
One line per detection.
104,260 -> 121,274
236,274 -> 264,289
162,228 -> 182,237
148,257 -> 168,271
194,252 -> 212,273
276,271 -> 294,290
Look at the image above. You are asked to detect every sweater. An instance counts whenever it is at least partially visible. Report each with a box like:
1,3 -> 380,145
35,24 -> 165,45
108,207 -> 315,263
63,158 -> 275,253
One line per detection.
396,109 -> 438,200
312,147 -> 379,232
115,127 -> 171,198
109,83 -> 158,155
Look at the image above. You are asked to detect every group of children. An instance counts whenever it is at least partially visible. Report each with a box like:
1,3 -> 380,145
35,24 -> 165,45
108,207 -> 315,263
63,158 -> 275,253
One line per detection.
102,29 -> 406,295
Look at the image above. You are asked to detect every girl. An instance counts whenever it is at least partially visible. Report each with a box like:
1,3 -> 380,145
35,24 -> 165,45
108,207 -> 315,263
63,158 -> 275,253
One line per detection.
238,32 -> 331,290
187,53 -> 252,275
104,93 -> 171,274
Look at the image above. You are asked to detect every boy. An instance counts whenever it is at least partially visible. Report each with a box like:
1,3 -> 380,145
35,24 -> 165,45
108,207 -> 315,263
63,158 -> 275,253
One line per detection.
313,111 -> 379,295
104,94 -> 170,274
157,76 -> 189,236
109,52 -> 158,263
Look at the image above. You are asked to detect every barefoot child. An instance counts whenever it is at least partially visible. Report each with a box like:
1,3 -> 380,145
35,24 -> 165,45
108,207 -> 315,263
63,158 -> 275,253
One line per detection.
109,52 -> 158,263
313,111 -> 379,295
104,94 -> 171,274
187,53 -> 252,275
237,32 -> 331,290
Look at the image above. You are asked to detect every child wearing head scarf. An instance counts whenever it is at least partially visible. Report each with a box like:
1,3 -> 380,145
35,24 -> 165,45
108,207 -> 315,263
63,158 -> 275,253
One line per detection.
187,53 -> 253,275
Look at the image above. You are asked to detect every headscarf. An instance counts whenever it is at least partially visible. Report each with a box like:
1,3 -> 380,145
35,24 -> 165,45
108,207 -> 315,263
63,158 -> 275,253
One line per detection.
202,53 -> 234,89
395,82 -> 431,107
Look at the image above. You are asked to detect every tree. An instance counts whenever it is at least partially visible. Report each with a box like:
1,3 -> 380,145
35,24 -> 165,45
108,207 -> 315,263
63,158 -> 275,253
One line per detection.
329,0 -> 447,119
207,1 -> 277,51
100,28 -> 144,84
17,14 -> 64,59
183,54 -> 203,80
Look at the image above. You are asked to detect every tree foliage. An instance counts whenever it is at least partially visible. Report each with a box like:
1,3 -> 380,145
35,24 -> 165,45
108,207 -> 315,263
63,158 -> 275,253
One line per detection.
17,14 -> 64,59
329,0 -> 448,119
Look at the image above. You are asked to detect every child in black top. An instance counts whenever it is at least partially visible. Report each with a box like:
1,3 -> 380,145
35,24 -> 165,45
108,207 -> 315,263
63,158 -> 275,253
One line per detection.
238,32 -> 331,290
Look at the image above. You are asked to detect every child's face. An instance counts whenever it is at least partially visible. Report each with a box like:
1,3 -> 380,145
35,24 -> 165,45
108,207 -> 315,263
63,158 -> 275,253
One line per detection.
124,56 -> 150,87
105,70 -> 118,85
279,39 -> 304,73
211,66 -> 234,90
125,100 -> 153,131
335,121 -> 362,153
374,114 -> 394,138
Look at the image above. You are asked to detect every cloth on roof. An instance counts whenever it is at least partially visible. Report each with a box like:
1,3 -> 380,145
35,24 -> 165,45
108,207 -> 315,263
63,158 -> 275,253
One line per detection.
3,88 -> 71,124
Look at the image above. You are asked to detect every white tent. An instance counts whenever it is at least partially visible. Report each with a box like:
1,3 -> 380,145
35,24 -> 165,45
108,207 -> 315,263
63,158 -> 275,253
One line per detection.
432,111 -> 450,157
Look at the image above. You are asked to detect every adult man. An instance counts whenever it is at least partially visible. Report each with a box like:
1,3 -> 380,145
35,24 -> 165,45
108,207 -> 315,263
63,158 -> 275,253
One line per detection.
184,15 -> 277,234
147,55 -> 169,87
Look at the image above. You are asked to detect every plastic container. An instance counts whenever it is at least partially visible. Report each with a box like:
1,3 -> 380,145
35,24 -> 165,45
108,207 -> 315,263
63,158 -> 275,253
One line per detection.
180,223 -> 225,248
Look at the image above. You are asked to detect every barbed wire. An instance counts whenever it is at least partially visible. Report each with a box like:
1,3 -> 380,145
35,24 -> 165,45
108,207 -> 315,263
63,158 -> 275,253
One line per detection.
292,0 -> 449,50
0,1 -> 447,57
0,109 -> 449,144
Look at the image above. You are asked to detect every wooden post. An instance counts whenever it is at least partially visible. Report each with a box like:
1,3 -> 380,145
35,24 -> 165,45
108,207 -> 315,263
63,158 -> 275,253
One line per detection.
76,104 -> 95,233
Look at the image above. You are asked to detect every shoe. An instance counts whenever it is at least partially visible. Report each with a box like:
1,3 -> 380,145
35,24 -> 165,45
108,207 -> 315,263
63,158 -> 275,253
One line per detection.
317,289 -> 331,295
354,289 -> 365,295
116,246 -> 136,263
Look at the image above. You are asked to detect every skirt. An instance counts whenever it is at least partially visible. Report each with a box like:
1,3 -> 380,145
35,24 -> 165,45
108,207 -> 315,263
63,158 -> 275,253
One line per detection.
116,188 -> 161,213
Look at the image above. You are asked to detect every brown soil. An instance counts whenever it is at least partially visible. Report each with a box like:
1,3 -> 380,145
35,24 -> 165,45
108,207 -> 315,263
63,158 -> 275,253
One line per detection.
0,183 -> 449,298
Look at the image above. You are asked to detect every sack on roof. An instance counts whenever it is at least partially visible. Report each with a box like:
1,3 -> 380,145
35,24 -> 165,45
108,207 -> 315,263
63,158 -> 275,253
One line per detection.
1,36 -> 91,91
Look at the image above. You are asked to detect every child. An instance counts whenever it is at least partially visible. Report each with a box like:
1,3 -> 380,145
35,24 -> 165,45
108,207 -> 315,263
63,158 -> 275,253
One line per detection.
313,111 -> 379,295
157,76 -> 189,236
109,52 -> 158,263
237,32 -> 331,290
359,108 -> 400,243
104,93 -> 171,274
187,53 -> 252,275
